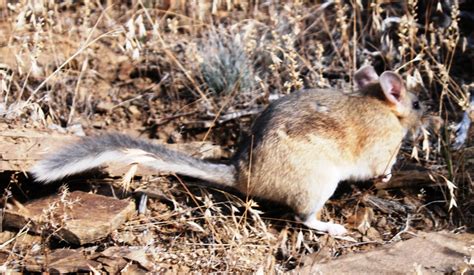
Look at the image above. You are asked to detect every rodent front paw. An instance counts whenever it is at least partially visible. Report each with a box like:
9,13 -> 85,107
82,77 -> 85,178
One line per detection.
382,173 -> 392,182
375,172 -> 392,183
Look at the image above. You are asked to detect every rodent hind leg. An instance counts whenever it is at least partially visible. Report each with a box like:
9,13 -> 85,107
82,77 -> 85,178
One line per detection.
296,176 -> 347,236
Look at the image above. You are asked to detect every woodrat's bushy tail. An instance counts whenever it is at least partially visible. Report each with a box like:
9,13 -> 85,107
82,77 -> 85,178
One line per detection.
30,133 -> 236,186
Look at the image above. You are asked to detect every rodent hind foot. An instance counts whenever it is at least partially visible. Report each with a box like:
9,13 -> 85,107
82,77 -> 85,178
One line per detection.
302,216 -> 347,236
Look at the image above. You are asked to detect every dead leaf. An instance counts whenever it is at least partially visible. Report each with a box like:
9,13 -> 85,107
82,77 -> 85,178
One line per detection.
346,207 -> 374,234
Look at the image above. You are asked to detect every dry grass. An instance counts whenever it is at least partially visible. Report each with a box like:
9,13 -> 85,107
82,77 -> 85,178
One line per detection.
0,0 -> 472,272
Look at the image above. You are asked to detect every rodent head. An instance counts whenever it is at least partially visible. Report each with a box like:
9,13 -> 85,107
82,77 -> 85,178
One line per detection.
355,65 -> 424,133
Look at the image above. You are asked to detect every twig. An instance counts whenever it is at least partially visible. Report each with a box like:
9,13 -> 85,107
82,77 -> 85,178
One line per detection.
388,214 -> 417,243
364,195 -> 415,215
206,107 -> 263,124
375,169 -> 438,190
67,56 -> 89,125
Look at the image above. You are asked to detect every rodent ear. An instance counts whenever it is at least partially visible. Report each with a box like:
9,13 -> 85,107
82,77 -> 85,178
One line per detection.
354,65 -> 379,89
379,71 -> 407,106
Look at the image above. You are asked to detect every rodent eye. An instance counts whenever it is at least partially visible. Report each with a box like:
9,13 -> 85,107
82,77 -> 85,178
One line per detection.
412,101 -> 420,110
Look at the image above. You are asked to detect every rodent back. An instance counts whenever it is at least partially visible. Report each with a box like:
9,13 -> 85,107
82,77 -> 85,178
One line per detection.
233,81 -> 422,184
235,88 -> 400,154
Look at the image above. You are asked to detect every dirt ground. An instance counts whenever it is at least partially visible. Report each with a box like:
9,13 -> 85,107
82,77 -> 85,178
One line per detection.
0,1 -> 473,273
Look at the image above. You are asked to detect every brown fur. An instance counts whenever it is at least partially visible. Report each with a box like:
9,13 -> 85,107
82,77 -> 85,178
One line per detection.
233,79 -> 423,218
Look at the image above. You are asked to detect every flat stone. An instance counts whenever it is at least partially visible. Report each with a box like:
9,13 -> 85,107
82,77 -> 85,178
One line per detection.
295,231 -> 473,274
0,128 -> 78,172
97,246 -> 154,272
0,230 -> 42,252
3,191 -> 135,245
25,249 -> 102,273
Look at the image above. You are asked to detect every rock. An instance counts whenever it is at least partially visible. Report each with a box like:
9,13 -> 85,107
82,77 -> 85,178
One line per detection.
95,101 -> 115,113
0,128 -> 78,172
128,105 -> 141,118
98,246 -> 154,271
376,216 -> 387,228
25,248 -> 102,273
0,231 -> 42,252
295,231 -> 473,274
366,227 -> 382,241
95,254 -> 129,273
22,246 -> 152,273
3,191 -> 135,245
0,231 -> 15,244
